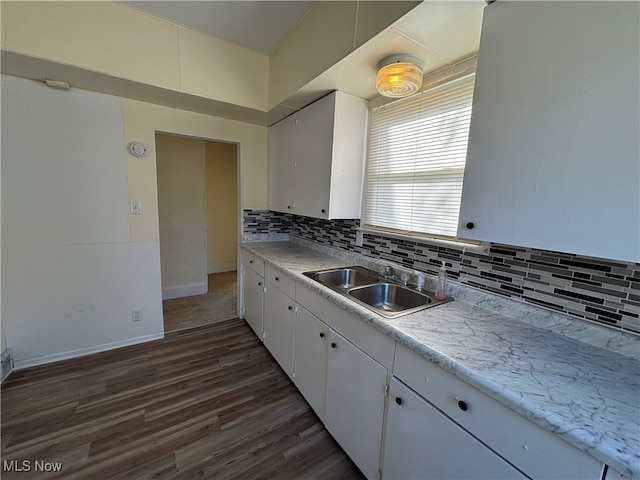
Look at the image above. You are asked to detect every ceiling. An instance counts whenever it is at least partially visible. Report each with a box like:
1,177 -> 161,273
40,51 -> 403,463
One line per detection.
122,0 -> 486,106
122,1 -> 315,55
3,1 -> 486,126
293,1 -> 486,105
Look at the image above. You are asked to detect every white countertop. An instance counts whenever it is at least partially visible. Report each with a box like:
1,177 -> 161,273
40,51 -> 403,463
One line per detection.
241,241 -> 640,478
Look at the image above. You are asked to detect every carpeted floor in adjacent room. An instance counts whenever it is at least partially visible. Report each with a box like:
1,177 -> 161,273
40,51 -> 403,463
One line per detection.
162,271 -> 238,333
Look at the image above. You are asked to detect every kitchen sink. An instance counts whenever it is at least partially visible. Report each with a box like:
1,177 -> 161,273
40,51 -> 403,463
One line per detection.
349,283 -> 432,316
302,266 -> 452,318
303,266 -> 380,291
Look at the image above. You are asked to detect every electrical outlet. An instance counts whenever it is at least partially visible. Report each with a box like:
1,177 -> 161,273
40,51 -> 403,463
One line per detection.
132,309 -> 143,322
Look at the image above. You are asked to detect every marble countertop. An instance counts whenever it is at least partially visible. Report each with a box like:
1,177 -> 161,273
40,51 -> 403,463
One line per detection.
241,241 -> 640,478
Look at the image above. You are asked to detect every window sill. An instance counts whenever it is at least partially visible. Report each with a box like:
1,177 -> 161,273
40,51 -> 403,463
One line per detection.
356,226 -> 489,254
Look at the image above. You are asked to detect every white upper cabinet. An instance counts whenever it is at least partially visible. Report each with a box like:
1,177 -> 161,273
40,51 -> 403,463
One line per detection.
458,2 -> 640,262
268,91 -> 368,220
268,113 -> 297,214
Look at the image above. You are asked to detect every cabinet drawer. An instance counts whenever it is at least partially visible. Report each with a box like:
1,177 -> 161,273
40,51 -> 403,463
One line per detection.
242,249 -> 264,276
265,264 -> 295,299
394,343 -> 604,479
296,283 -> 395,369
384,378 -> 527,480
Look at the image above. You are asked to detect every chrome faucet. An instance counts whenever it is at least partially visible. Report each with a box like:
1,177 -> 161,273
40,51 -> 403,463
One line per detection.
412,271 -> 426,292
381,265 -> 398,281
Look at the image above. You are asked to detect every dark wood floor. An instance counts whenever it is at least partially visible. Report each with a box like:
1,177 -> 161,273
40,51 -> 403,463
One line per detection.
1,318 -> 364,479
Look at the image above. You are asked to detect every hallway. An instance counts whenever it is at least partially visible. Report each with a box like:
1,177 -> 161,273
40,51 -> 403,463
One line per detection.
162,271 -> 237,333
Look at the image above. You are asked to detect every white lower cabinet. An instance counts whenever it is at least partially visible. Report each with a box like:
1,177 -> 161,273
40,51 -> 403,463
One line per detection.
243,263 -> 609,480
604,467 -> 630,480
294,299 -> 388,479
294,305 -> 329,421
383,378 -> 526,480
242,267 -> 264,339
325,330 -> 388,480
263,280 -> 296,380
392,343 -> 605,480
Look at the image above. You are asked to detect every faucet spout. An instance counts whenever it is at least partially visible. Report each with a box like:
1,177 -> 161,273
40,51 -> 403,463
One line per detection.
412,271 -> 426,292
381,265 -> 400,282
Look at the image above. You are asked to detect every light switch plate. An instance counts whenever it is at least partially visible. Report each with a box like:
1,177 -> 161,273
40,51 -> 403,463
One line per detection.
130,200 -> 142,215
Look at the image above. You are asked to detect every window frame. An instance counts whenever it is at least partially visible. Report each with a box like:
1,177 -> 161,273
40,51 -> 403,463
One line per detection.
361,57 -> 486,251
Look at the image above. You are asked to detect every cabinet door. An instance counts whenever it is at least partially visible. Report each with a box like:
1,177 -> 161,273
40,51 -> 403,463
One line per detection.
383,378 -> 526,480
326,330 -> 387,480
294,305 -> 329,421
293,93 -> 335,219
263,283 -> 296,380
268,113 -> 297,213
458,2 -> 639,262
393,343 -> 604,480
242,267 -> 264,340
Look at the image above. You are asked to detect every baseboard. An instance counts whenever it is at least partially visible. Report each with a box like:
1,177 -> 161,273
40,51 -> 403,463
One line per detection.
162,282 -> 208,300
13,332 -> 165,370
207,262 -> 237,274
1,348 -> 14,383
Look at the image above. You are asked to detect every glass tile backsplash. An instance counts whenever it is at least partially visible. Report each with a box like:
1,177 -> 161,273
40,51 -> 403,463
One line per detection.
242,209 -> 291,235
243,210 -> 640,334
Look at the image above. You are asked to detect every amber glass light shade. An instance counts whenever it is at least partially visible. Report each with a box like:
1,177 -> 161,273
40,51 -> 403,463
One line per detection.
376,55 -> 425,98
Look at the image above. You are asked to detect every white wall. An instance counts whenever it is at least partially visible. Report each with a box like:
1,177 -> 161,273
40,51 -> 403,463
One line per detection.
206,141 -> 238,274
1,1 -> 269,111
121,99 -> 268,243
3,79 -> 130,246
0,87 -> 3,355
155,135 -> 238,297
156,133 -> 208,299
1,76 -> 164,367
1,74 -> 268,367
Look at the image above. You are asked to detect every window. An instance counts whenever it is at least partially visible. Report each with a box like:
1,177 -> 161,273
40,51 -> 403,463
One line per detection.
363,73 -> 475,240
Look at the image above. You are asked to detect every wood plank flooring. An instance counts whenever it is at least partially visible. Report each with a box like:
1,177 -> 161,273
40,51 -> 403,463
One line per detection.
1,319 -> 365,479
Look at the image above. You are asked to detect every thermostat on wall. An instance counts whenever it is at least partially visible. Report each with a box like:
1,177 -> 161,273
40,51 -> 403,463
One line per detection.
128,142 -> 147,157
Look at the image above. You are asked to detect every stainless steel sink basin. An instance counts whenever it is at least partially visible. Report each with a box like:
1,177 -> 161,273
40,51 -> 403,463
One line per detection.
302,266 -> 452,318
303,266 -> 380,291
349,283 -> 432,316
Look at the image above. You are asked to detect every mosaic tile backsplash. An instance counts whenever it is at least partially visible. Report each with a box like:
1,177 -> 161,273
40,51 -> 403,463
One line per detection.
243,209 -> 291,235
244,210 -> 640,334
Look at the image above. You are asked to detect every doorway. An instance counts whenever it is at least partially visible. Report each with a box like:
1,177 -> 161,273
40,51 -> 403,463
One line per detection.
155,132 -> 239,332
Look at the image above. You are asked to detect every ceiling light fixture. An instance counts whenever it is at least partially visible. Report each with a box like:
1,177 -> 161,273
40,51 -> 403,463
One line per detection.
375,54 -> 425,98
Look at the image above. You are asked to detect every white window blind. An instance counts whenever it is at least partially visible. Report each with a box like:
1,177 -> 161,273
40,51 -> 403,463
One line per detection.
364,73 -> 475,238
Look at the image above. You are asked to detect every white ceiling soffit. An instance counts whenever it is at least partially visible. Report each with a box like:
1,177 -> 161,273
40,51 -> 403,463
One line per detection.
122,1 -> 315,55
118,0 -> 484,117
292,0 -> 486,106
5,1 -> 484,125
